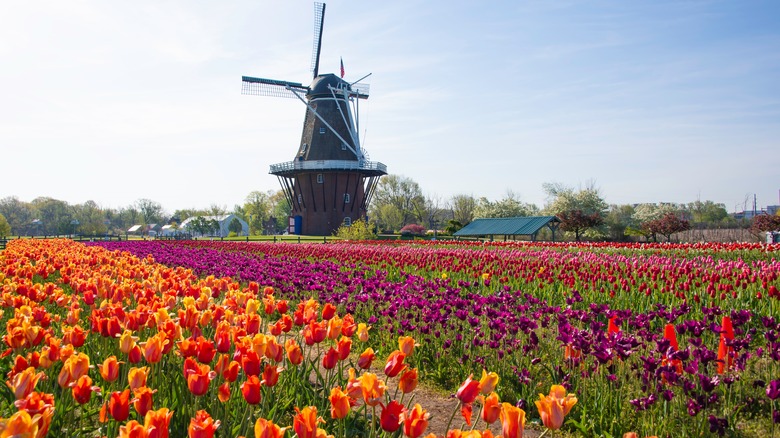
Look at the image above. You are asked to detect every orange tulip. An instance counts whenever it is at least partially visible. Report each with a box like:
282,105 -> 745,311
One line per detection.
357,372 -> 387,406
7,367 -> 44,400
242,375 -> 262,405
132,386 -> 156,417
303,320 -> 327,346
118,420 -> 147,438
98,356 -> 123,382
285,339 -> 303,366
479,370 -> 499,395
499,403 -> 526,438
265,337 -> 284,363
322,347 -> 339,370
399,403 -> 429,438
261,364 -> 282,387
142,332 -> 168,364
254,417 -> 289,438
336,336 -> 352,360
399,368 -> 419,394
717,316 -> 734,374
218,382 -> 230,403
329,386 -> 351,419
293,406 -> 325,438
456,374 -> 481,405
128,344 -> 143,364
398,336 -> 417,356
145,407 -> 174,438
14,391 -> 55,418
357,323 -> 370,342
71,374 -> 101,404
326,316 -> 343,340
0,410 -> 39,438
380,400 -> 404,432
196,339 -> 216,364
188,409 -> 220,438
480,392 -> 501,424
534,385 -> 577,430
384,350 -> 407,378
357,347 -> 375,369
322,303 -> 337,320
119,330 -> 139,354
128,367 -> 150,391
607,316 -> 620,336
57,352 -> 90,388
341,313 -> 357,337
106,389 -> 131,422
242,350 -> 262,376
185,362 -> 216,396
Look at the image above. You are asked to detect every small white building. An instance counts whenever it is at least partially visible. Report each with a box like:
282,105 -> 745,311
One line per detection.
179,214 -> 249,237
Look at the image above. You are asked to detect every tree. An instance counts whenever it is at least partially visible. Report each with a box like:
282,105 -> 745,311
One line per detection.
269,190 -> 291,234
558,210 -> 603,241
687,200 -> 729,225
603,204 -> 636,241
228,217 -> 243,235
334,218 -> 377,240
543,182 -> 608,240
0,197 -> 33,235
187,216 -> 208,236
135,199 -> 165,225
0,213 -> 10,237
369,175 -> 425,231
444,220 -> 463,235
242,191 -> 271,235
208,219 -> 221,237
73,201 -> 108,235
643,212 -> 690,242
450,194 -> 476,225
208,204 -> 228,217
751,214 -> 780,234
30,197 -> 73,236
473,192 -> 538,219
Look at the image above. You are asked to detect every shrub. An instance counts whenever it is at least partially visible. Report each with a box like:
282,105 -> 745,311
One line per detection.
399,223 -> 426,236
334,218 -> 377,240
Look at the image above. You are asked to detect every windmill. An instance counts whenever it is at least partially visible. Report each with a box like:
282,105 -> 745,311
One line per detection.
242,2 -> 387,236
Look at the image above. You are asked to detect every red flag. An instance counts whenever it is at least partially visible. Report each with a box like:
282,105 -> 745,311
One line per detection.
340,57 -> 344,78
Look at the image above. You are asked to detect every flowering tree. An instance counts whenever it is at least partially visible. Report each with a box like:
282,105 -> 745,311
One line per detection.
399,223 -> 426,237
558,209 -> 603,241
642,212 -> 690,242
751,214 -> 780,234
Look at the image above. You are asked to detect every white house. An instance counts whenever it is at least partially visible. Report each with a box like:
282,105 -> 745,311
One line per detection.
179,214 -> 249,237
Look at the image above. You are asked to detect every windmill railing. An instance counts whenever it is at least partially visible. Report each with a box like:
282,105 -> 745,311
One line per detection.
270,159 -> 387,176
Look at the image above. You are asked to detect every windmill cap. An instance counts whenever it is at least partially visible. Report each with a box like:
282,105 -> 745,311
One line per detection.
308,73 -> 352,98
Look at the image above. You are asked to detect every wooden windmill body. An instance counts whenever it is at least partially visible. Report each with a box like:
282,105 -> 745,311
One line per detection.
242,3 -> 386,236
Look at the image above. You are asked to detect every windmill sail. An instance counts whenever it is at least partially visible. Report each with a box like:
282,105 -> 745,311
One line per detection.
311,2 -> 326,78
241,76 -> 308,99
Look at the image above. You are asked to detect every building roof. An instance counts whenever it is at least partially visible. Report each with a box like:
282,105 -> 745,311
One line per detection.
454,216 -> 560,237
127,225 -> 142,232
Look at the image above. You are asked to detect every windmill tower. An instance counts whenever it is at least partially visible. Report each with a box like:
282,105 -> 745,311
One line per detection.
242,2 -> 387,236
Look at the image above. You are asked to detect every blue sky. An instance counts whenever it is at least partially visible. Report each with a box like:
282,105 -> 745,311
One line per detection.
1,0 -> 778,213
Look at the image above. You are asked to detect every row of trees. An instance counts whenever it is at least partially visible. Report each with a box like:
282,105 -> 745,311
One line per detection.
367,175 -> 772,241
1,176 -> 775,241
0,190 -> 292,238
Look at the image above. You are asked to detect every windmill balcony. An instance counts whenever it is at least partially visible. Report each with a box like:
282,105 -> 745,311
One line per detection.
269,159 -> 387,176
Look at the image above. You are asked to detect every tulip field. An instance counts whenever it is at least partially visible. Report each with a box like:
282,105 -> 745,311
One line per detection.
1,239 -> 779,437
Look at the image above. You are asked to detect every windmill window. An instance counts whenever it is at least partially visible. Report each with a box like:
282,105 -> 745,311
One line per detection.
343,217 -> 352,226
344,193 -> 350,203
341,143 -> 347,150
317,174 -> 323,184
319,127 -> 326,134
302,143 -> 307,151
297,194 -> 302,205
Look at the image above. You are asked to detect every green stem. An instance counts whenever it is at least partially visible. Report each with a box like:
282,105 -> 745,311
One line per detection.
444,401 -> 460,434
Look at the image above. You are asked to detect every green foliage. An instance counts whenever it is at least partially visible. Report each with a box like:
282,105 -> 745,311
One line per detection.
228,217 -> 243,235
228,231 -> 238,238
0,213 -> 10,237
369,175 -> 425,231
450,194 -> 477,225
444,219 -> 463,235
473,192 -> 538,219
333,218 -> 376,240
642,212 -> 691,241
